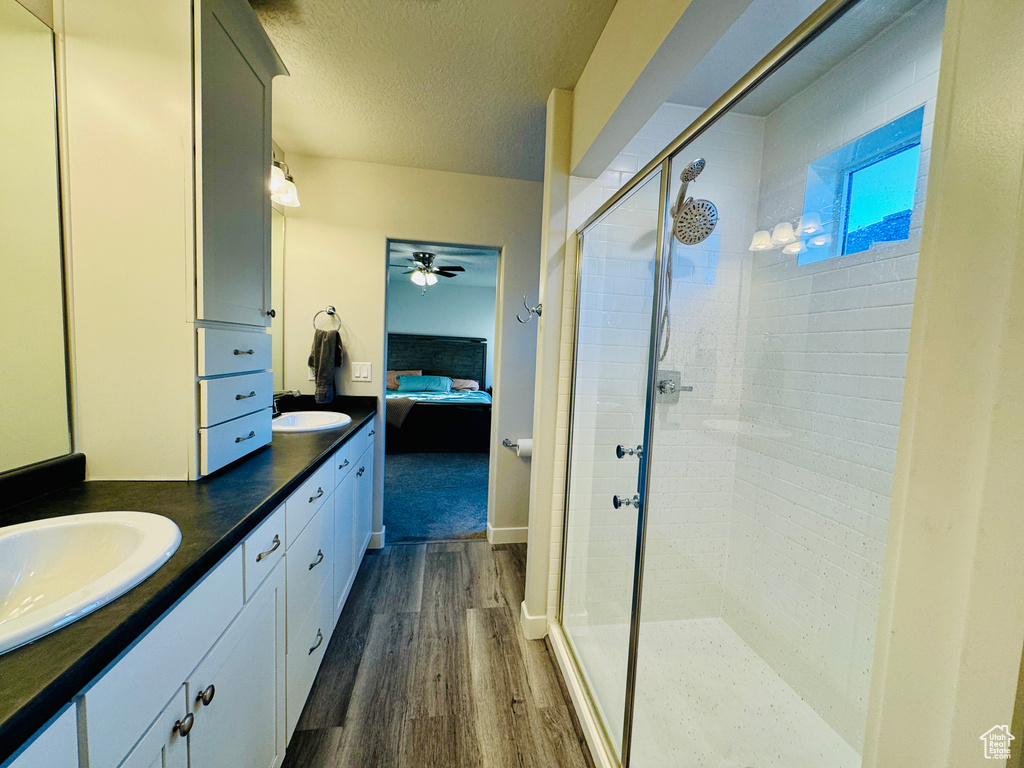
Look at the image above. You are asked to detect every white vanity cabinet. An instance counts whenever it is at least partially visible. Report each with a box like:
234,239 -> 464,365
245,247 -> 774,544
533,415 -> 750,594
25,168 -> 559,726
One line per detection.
353,444 -> 375,565
119,690 -> 189,768
1,706 -> 77,768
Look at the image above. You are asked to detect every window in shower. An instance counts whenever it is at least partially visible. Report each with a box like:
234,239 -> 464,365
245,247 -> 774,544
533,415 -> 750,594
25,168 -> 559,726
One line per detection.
799,105 -> 925,265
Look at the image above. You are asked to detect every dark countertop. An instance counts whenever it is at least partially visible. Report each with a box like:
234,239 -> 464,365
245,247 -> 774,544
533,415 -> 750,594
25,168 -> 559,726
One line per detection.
0,396 -> 377,764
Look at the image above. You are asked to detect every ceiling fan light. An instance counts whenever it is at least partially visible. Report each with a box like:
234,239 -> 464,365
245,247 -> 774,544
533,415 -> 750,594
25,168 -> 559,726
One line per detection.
411,271 -> 427,286
425,272 -> 438,285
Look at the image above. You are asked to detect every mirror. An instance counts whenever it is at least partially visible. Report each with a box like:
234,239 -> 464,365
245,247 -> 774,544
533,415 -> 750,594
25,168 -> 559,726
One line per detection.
0,0 -> 72,472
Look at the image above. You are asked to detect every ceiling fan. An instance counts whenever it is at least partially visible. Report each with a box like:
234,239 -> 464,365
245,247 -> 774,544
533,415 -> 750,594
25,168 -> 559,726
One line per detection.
389,251 -> 465,287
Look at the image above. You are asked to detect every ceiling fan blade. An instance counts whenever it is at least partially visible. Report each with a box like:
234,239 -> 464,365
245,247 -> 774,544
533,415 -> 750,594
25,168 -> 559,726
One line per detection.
436,265 -> 465,271
401,269 -> 416,274
436,271 -> 459,278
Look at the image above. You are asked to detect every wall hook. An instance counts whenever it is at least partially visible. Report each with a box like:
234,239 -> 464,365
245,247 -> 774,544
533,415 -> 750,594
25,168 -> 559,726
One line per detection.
516,295 -> 542,324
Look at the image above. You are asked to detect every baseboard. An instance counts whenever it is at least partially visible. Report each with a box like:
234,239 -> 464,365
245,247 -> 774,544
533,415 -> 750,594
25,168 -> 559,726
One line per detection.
370,526 -> 385,549
486,522 -> 528,544
548,623 -> 617,768
520,601 -> 548,640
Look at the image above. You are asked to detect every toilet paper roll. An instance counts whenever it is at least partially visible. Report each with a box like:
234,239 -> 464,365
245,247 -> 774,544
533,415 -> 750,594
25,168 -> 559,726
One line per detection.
516,438 -> 533,458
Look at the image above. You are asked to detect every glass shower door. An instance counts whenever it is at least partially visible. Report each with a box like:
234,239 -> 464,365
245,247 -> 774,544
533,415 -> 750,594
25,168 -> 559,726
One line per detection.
559,169 -> 663,759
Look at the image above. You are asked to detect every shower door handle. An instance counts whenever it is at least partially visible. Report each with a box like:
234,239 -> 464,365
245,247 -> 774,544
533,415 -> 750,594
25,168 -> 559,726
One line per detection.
612,494 -> 641,510
616,445 -> 643,459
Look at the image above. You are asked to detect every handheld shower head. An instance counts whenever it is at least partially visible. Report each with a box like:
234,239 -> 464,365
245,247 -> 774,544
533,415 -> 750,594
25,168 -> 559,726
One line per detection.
679,158 -> 706,183
670,157 -> 717,246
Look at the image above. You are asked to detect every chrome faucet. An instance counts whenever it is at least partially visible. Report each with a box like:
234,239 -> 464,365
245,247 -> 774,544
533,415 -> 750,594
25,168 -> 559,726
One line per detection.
272,390 -> 301,416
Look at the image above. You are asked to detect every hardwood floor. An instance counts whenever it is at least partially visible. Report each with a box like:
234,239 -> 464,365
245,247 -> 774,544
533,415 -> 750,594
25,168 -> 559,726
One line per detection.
283,541 -> 593,768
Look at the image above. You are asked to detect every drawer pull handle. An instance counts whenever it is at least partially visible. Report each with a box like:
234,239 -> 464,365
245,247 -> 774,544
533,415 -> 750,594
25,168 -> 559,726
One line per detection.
235,391 -> 257,400
256,534 -> 281,562
356,466 -> 365,477
196,684 -> 216,707
173,713 -> 194,737
339,459 -> 350,469
309,487 -> 324,503
233,348 -> 255,356
235,431 -> 256,443
309,629 -> 324,655
368,429 -> 375,436
309,549 -> 324,570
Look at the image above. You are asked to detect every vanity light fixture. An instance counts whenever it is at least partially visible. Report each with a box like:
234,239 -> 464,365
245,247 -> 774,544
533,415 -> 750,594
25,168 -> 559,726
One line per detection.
771,222 -> 797,245
748,230 -> 774,251
808,233 -> 831,248
782,240 -> 807,255
270,160 -> 300,208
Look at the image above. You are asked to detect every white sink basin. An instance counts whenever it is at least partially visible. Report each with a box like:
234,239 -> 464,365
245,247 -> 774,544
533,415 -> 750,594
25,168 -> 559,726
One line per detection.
0,511 -> 181,655
272,411 -> 352,433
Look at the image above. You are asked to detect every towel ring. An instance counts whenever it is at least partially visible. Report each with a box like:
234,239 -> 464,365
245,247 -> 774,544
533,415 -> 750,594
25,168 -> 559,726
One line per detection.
312,305 -> 342,330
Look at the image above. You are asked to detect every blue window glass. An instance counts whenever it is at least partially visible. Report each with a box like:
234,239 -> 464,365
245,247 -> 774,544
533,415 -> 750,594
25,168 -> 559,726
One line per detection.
842,143 -> 920,255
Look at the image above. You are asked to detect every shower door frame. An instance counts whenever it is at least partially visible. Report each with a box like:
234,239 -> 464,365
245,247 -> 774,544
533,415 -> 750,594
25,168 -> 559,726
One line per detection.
556,0 -> 876,764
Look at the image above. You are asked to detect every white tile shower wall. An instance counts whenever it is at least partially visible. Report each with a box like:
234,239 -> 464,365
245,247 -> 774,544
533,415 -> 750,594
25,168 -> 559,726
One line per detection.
722,0 -> 944,750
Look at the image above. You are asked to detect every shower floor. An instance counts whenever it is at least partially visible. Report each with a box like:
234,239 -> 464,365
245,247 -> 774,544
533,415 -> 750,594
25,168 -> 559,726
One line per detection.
568,618 -> 861,768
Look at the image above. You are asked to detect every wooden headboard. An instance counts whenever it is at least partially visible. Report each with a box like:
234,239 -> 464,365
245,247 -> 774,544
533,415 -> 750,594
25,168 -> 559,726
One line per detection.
387,334 -> 487,390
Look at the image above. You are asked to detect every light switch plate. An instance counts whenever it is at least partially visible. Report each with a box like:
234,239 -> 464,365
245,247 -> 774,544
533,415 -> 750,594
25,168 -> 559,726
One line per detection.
351,362 -> 372,382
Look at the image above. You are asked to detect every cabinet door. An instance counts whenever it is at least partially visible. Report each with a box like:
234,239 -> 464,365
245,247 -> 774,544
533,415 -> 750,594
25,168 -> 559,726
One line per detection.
333,470 -> 356,620
353,447 -> 374,566
187,562 -> 285,768
3,705 -> 78,768
197,0 -> 278,327
120,689 -> 188,768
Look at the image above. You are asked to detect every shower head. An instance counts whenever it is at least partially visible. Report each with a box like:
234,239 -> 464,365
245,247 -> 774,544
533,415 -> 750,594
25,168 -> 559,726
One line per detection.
670,157 -> 717,245
679,158 -> 706,183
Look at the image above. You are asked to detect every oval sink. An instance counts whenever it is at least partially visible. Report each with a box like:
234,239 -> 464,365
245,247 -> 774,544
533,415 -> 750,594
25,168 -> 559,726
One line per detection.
272,411 -> 352,433
0,511 -> 181,655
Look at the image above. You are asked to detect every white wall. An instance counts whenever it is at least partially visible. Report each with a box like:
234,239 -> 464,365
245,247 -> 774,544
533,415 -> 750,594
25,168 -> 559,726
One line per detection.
0,0 -> 70,472
386,278 -> 497,388
280,156 -> 542,539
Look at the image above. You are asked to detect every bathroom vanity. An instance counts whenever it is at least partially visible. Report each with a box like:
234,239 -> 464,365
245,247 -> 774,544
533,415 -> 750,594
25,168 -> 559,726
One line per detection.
0,399 -> 377,767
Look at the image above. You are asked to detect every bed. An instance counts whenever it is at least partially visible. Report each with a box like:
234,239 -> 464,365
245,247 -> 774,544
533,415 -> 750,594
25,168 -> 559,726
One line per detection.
385,333 -> 492,453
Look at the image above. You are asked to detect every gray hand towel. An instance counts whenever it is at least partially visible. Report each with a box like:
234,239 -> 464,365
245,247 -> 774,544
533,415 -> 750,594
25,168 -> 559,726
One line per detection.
307,329 -> 343,403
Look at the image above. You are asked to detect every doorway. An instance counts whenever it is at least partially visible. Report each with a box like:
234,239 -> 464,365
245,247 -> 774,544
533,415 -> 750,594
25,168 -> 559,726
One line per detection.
383,239 -> 500,542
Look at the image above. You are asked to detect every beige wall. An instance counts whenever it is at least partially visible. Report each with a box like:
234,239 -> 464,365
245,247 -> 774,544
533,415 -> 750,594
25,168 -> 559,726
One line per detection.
0,0 -> 70,472
280,155 -> 542,539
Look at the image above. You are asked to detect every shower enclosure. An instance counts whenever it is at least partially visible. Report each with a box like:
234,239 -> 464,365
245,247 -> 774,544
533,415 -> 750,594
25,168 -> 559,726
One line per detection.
557,0 -> 945,765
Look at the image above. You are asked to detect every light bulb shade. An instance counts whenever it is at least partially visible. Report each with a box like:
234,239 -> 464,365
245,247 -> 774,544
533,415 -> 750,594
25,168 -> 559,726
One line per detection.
782,240 -> 807,255
270,163 -> 286,194
798,212 -> 822,234
425,273 -> 438,285
771,222 -> 797,245
748,230 -> 773,251
808,233 -> 831,248
411,271 -> 427,286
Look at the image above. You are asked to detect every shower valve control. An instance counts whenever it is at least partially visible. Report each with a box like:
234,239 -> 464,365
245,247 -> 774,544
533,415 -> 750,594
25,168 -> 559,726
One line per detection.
616,444 -> 643,459
612,494 -> 641,510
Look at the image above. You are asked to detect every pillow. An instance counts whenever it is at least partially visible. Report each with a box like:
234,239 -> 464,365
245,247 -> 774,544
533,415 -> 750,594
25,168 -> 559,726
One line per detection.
387,369 -> 422,390
397,375 -> 452,393
451,378 -> 480,391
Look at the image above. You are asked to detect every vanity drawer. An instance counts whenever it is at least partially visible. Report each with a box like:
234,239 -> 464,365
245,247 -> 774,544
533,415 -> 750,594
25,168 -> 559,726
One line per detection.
286,576 -> 332,738
197,327 -> 271,376
286,460 -> 333,546
333,441 -> 354,486
84,549 -> 243,768
243,503 -> 285,601
286,500 -> 334,634
199,371 -> 273,428
200,409 -> 272,476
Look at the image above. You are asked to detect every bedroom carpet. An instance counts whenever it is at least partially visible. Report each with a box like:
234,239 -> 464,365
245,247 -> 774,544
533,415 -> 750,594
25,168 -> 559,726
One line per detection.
384,452 -> 489,542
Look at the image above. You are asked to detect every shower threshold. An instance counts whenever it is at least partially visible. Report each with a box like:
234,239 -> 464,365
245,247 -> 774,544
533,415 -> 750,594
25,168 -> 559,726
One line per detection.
568,618 -> 861,767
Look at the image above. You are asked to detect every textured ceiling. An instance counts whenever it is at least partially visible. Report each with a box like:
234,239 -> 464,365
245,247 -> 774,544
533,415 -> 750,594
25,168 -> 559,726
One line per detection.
251,0 -> 617,181
388,241 -> 498,288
